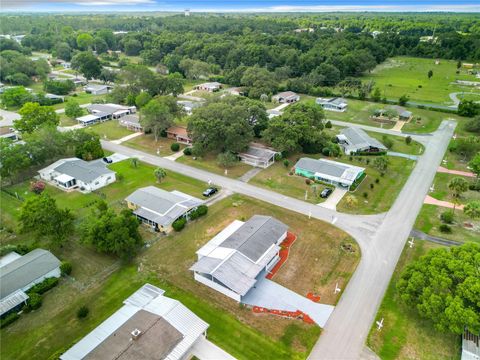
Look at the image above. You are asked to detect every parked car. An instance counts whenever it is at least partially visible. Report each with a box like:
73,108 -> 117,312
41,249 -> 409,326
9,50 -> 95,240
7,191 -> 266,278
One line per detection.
203,187 -> 218,197
102,157 -> 113,164
320,188 -> 333,198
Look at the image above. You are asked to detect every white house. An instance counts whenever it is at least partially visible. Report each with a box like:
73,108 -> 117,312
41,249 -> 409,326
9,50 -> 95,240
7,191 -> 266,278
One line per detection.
316,97 -> 348,112
177,100 -> 202,115
191,215 -> 288,302
462,329 -> 479,360
194,82 -> 222,92
84,84 -> 112,95
125,186 -> 204,233
60,284 -> 210,360
0,249 -> 61,317
38,158 -> 116,193
238,145 -> 279,168
336,127 -> 387,155
272,91 -> 300,103
77,103 -> 136,126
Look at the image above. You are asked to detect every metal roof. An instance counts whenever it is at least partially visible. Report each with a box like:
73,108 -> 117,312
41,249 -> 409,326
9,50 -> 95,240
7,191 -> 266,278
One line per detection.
295,158 -> 365,185
45,158 -> 115,184
0,289 -> 29,316
339,127 -> 387,151
60,284 -> 209,360
0,249 -> 61,299
238,146 -> 277,162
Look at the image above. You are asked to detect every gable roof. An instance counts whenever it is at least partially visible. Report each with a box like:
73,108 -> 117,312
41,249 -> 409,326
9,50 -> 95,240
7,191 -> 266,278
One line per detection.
273,91 -> 298,98
339,127 -> 387,151
0,249 -> 61,299
42,158 -> 115,183
238,146 -> 277,162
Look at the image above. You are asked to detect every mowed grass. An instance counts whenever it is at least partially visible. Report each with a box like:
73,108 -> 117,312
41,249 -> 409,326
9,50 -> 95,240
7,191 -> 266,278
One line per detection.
367,240 -> 460,359
366,131 -> 424,155
428,172 -> 480,204
336,156 -> 415,214
123,133 -> 182,157
177,153 -> 254,179
363,56 -> 480,105
0,193 -> 360,360
86,120 -> 134,141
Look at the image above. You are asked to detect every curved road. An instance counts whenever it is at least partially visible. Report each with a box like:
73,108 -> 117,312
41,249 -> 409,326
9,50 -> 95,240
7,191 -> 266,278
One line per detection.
101,119 -> 455,359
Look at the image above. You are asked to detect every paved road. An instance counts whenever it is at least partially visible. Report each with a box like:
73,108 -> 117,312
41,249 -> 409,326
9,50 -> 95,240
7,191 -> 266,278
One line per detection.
0,109 -> 20,127
410,229 -> 461,247
309,120 -> 456,359
102,119 -> 456,359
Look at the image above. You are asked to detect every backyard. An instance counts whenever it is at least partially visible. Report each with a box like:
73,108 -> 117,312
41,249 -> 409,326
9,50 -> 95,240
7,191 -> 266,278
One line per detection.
367,240 -> 460,360
362,56 -> 480,105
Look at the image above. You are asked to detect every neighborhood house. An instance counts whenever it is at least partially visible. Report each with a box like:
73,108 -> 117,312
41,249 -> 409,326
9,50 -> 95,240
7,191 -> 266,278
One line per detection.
272,91 -> 300,103
294,158 -> 365,189
119,114 -> 142,132
316,97 -> 348,112
39,158 -> 116,193
166,126 -> 192,145
336,127 -> 387,155
60,284 -> 210,360
190,215 -> 288,302
177,100 -> 202,115
238,145 -> 278,168
0,249 -> 61,317
77,104 -> 136,126
462,329 -> 480,360
84,84 -> 112,95
125,186 -> 203,233
373,106 -> 413,122
0,127 -> 19,142
194,82 -> 222,92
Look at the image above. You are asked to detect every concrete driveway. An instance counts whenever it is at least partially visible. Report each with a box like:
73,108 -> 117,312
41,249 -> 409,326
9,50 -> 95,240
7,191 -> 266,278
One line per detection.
191,337 -> 237,360
318,188 -> 348,211
241,276 -> 334,327
0,109 -> 20,127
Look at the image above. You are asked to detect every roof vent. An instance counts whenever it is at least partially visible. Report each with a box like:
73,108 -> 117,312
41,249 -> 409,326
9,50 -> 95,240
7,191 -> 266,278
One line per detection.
131,328 -> 142,340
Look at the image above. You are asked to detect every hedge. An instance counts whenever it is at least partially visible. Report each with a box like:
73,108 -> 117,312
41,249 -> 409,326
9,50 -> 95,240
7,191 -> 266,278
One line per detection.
0,312 -> 20,329
0,244 -> 30,257
350,172 -> 367,192
172,217 -> 187,231
60,261 -> 72,276
25,293 -> 42,311
27,277 -> 59,295
189,205 -> 208,220
354,151 -> 387,156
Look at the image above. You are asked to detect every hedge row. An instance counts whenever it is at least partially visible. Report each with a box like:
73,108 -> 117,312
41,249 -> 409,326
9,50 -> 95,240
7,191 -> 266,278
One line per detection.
189,205 -> 208,220
354,151 -> 387,156
27,277 -> 59,296
0,312 -> 19,329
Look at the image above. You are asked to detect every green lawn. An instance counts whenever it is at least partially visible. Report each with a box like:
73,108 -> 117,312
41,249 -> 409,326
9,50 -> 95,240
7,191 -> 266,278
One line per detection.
367,240 -> 460,360
428,172 -> 480,204
58,113 -> 77,127
366,131 -> 424,155
52,93 -> 107,110
177,154 -> 254,179
86,120 -> 133,141
123,134 -> 181,157
363,56 -> 480,105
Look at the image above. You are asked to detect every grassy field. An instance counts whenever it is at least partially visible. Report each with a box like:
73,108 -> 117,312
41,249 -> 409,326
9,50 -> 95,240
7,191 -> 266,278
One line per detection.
177,153 -> 254,179
428,172 -> 480,204
250,157 -> 333,205
363,56 -> 480,105
367,239 -> 460,359
0,192 -> 360,360
366,131 -> 424,155
86,120 -> 133,141
123,133 -> 182,157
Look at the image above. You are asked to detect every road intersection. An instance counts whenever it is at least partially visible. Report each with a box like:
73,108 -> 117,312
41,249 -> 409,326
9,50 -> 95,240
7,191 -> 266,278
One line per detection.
102,119 -> 456,359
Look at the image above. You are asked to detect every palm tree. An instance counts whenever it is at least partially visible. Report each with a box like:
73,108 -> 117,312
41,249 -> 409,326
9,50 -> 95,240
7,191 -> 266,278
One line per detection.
447,177 -> 468,212
154,167 -> 167,183
464,200 -> 480,219
344,195 -> 358,209
130,157 -> 139,168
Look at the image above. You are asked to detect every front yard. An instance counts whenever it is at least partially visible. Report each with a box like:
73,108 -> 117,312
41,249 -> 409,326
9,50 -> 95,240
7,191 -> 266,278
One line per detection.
367,239 -> 460,360
86,120 -> 134,141
177,153 -> 254,179
123,133 -> 183,157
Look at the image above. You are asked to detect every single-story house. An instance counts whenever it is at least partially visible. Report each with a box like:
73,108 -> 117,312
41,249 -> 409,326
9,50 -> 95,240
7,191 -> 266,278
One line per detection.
294,28 -> 314,33
72,78 -> 86,86
336,127 -> 387,155
177,100 -> 202,115
125,186 -> 203,233
45,93 -> 65,102
272,91 -> 300,103
316,97 -> 348,112
224,87 -> 245,96
62,62 -> 71,69
60,283 -> 210,360
166,126 -> 192,145
84,84 -> 112,95
76,114 -> 105,127
119,114 -> 142,132
238,145 -> 278,168
373,106 -> 412,122
294,158 -> 365,189
39,158 -> 116,193
194,82 -> 222,92
0,249 -> 61,317
87,103 -> 136,120
267,109 -> 282,119
191,215 -> 288,302
462,329 -> 479,360
0,127 -> 19,142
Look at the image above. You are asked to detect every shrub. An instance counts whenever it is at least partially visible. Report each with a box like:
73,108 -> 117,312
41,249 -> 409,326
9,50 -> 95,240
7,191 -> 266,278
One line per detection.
349,156 -> 353,161
30,181 -> 46,194
305,178 -> 311,185
405,136 -> 412,145
189,205 -> 208,220
363,192 -> 368,198
382,135 -> 394,149
116,173 -> 124,181
283,159 -> 290,168
366,159 -> 370,165
25,293 -> 42,311
288,171 -> 293,176
0,312 -> 20,329
440,211 -> 454,224
60,261 -> 72,276
274,153 -> 282,161
375,178 -> 380,184
370,184 -> 374,189
27,277 -> 59,295
170,142 -> 180,152
325,120 -> 332,129
77,306 -> 89,319
183,147 -> 192,156
439,224 -> 452,233
172,217 -> 186,231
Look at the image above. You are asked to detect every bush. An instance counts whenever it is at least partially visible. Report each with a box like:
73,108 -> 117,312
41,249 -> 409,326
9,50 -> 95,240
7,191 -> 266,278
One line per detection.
375,178 -> 380,184
405,136 -> 412,145
0,244 -> 30,257
172,217 -> 186,231
27,277 -> 59,295
189,205 -> 208,220
25,293 -> 42,311
305,178 -> 311,185
382,135 -> 394,149
439,224 -> 452,233
355,151 -> 387,156
283,159 -> 290,168
183,147 -> 192,156
0,312 -> 20,329
60,261 -> 72,276
363,192 -> 368,198
469,182 -> 480,191
274,153 -> 282,161
77,306 -> 89,319
440,211 -> 454,224
30,181 -> 46,194
170,142 -> 180,152
325,120 -> 332,129
370,184 -> 374,189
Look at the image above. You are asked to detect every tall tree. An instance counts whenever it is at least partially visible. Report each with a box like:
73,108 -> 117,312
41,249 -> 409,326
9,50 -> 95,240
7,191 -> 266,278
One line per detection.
71,51 -> 102,80
140,98 -> 175,141
447,177 -> 469,211
15,102 -> 59,134
76,33 -> 94,50
153,167 -> 167,183
65,100 -> 84,119
463,200 -> 480,219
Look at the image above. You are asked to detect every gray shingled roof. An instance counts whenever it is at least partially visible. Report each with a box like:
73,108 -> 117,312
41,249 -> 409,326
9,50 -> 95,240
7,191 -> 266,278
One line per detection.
0,249 -> 61,299
53,159 -> 115,183
339,127 -> 387,151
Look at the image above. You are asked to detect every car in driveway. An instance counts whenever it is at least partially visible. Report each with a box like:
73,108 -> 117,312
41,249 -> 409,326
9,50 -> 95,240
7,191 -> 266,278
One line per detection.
320,188 -> 333,198
102,157 -> 113,164
202,187 -> 218,197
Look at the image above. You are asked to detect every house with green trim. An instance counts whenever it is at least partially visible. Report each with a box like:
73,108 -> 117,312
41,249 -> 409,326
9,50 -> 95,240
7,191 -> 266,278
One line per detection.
294,158 -> 365,190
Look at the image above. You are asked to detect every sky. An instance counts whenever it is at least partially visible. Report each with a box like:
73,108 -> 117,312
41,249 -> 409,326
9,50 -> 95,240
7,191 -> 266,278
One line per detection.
1,0 -> 480,13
